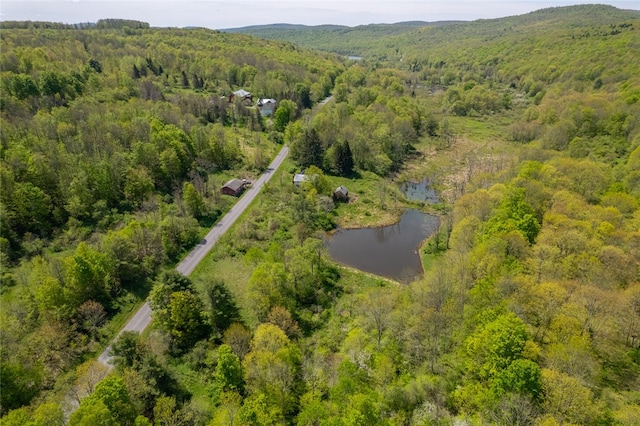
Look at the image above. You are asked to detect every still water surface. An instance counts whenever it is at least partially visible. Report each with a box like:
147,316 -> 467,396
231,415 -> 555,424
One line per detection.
400,178 -> 439,203
325,209 -> 439,283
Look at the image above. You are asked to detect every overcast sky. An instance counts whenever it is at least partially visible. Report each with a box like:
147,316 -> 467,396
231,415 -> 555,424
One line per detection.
1,1 -> 638,29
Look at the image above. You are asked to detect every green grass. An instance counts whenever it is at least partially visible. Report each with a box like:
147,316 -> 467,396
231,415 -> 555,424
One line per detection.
332,264 -> 399,292
186,170 -> 289,328
330,171 -> 408,228
418,229 -> 447,272
190,255 -> 257,326
446,114 -> 514,141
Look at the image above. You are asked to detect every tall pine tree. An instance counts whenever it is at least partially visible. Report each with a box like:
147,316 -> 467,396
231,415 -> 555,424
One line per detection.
293,127 -> 324,169
333,140 -> 354,176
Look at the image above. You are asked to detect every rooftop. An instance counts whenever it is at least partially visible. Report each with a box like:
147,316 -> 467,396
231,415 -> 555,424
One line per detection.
222,178 -> 245,191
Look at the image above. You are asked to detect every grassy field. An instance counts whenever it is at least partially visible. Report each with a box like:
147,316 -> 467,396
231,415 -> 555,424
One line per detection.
190,255 -> 256,326
330,171 -> 407,229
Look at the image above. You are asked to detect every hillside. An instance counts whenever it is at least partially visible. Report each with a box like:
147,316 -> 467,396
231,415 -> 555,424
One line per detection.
222,21 -> 461,56
393,5 -> 640,75
226,4 -> 640,63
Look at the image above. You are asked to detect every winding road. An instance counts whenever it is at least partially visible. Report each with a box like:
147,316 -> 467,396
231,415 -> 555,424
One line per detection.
97,145 -> 290,367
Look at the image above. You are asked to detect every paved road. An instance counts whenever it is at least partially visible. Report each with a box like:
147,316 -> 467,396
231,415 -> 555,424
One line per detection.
177,145 -> 289,276
97,145 -> 290,367
318,95 -> 333,106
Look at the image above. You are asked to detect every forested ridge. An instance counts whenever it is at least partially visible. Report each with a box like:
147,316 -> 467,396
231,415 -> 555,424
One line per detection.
221,21 -> 458,56
1,4 -> 640,425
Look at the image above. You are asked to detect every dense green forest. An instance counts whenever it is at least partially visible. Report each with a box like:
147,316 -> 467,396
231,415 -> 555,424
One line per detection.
1,4 -> 640,425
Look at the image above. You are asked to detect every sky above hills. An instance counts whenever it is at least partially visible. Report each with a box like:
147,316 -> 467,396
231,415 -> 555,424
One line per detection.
1,1 -> 638,28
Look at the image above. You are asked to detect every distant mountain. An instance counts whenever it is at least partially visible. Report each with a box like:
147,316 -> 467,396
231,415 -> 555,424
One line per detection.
223,23 -> 350,32
390,4 -> 640,71
220,5 -> 639,61
221,21 -> 464,56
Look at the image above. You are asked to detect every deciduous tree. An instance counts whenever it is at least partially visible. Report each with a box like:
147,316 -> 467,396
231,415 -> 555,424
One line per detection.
243,324 -> 301,422
182,181 -> 206,219
273,99 -> 297,132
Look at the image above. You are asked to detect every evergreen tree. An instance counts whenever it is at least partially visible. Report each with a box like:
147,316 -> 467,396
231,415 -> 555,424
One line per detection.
293,127 -> 324,169
294,83 -> 312,109
145,58 -> 161,76
192,73 -> 202,89
181,71 -> 189,88
333,140 -> 354,176
88,59 -> 102,73
204,278 -> 243,338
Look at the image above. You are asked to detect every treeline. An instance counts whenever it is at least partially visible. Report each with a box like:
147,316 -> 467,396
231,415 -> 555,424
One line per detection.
0,19 -> 150,30
0,21 -> 95,30
95,19 -> 150,30
225,21 -> 447,57
0,24 -> 341,102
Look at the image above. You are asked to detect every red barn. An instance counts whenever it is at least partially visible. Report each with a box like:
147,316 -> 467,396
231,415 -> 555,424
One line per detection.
221,178 -> 246,196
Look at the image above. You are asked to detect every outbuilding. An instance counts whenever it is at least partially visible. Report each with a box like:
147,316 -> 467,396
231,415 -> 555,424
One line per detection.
293,174 -> 309,187
229,89 -> 253,104
333,185 -> 349,201
257,98 -> 277,116
221,178 -> 246,196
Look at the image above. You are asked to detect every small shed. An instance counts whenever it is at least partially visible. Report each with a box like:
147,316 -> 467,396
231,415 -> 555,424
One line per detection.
256,98 -> 277,116
293,174 -> 309,187
221,178 -> 246,196
229,89 -> 253,104
333,185 -> 349,201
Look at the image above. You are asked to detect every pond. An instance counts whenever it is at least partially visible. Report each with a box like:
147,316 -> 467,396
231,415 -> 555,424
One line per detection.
400,178 -> 439,204
325,209 -> 440,283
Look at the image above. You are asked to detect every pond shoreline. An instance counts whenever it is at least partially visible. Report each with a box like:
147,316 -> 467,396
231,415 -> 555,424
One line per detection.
325,209 -> 440,283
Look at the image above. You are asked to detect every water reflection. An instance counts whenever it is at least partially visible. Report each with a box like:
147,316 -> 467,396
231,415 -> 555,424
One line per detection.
325,209 -> 439,283
400,178 -> 439,204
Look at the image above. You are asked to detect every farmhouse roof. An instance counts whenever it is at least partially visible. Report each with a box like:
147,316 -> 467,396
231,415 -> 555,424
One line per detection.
257,98 -> 276,106
222,178 -> 245,191
233,89 -> 251,98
